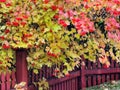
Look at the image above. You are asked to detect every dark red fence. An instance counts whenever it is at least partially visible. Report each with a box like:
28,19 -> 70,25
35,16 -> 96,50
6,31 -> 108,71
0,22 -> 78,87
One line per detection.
27,57 -> 120,90
0,71 -> 16,90
1,49 -> 120,90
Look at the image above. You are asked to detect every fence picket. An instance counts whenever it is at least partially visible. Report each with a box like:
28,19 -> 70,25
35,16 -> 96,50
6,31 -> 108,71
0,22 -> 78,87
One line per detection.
107,75 -> 110,82
69,80 -> 72,90
93,75 -> 97,86
75,78 -> 78,90
88,61 -> 91,70
97,75 -> 101,85
101,75 -> 106,83
71,79 -> 75,90
6,72 -> 11,90
87,76 -> 92,87
1,73 -> 5,90
61,82 -> 64,90
92,62 -> 97,69
56,84 -> 59,90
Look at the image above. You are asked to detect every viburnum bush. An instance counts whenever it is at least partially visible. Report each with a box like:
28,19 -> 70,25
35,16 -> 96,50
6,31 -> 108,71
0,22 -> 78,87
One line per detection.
0,0 -> 120,76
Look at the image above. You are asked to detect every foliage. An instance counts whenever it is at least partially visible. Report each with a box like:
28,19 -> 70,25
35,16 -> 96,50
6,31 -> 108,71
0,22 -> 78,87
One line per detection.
0,48 -> 15,72
34,78 -> 49,90
14,82 -> 27,90
0,0 -> 120,77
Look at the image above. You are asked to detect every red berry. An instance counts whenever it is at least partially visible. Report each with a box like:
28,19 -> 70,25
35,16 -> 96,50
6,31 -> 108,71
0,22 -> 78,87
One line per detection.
6,3 -> 12,7
16,17 -> 22,21
43,0 -> 49,4
12,21 -> 19,26
80,31 -> 87,36
47,52 -> 52,56
0,36 -> 5,40
43,7 -> 48,11
0,61 -> 2,64
84,5 -> 89,9
21,22 -> 27,26
31,0 -> 37,3
32,63 -> 35,66
89,29 -> 94,33
2,44 -> 10,49
54,69 -> 60,73
50,30 -> 53,32
23,15 -> 28,19
24,34 -> 29,37
62,23 -> 68,27
53,15 -> 59,19
83,0 -> 88,2
58,7 -> 64,11
5,29 -> 10,34
0,0 -> 6,2
52,73 -> 55,77
58,20 -> 68,27
51,5 -> 58,11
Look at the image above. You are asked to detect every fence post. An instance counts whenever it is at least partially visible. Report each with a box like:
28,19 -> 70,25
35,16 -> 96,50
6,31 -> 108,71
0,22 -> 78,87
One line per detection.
16,49 -> 28,89
81,59 -> 86,90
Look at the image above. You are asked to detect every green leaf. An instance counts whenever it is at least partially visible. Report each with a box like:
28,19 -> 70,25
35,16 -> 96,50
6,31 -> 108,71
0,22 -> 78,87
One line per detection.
39,87 -> 43,90
7,49 -> 13,58
57,42 -> 68,49
52,24 -> 61,32
33,69 -> 38,74
66,51 -> 80,58
1,26 -> 6,30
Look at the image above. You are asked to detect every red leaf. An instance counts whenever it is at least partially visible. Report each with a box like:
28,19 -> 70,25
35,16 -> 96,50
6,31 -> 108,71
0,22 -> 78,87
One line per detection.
65,73 -> 70,77
103,64 -> 109,69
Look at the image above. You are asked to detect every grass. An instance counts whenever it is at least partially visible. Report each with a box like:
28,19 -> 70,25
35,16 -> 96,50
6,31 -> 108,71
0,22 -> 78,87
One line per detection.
86,80 -> 120,90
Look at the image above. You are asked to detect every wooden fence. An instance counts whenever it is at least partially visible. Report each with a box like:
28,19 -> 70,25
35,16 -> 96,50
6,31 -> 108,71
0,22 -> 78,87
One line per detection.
28,58 -> 120,90
0,71 -> 16,90
1,49 -> 120,90
28,51 -> 120,90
